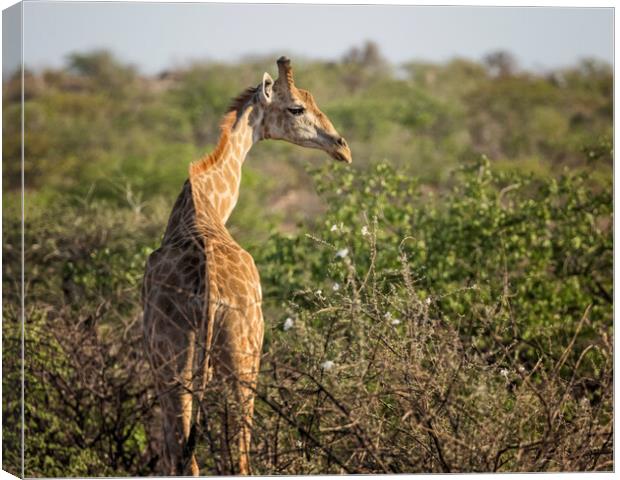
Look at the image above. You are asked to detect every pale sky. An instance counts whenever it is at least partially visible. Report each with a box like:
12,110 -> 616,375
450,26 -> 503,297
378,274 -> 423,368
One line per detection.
6,2 -> 616,75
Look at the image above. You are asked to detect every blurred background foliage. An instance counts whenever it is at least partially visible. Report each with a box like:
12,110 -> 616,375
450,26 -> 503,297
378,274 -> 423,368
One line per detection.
3,42 -> 612,222
2,42 -> 612,475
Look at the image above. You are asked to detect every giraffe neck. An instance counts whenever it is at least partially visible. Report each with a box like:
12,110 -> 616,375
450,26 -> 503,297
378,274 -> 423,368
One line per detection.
189,105 -> 259,224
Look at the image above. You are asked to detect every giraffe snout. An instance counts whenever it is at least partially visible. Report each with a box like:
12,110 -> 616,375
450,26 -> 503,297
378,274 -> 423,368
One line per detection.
331,136 -> 352,164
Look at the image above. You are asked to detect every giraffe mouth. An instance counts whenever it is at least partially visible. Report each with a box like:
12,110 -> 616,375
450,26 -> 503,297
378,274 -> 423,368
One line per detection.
331,149 -> 352,164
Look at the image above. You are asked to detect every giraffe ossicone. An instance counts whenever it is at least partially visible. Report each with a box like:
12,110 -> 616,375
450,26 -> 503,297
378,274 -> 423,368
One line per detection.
142,57 -> 351,476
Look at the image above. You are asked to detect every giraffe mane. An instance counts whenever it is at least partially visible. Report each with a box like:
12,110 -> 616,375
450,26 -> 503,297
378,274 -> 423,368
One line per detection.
226,85 -> 259,114
190,112 -> 236,176
190,85 -> 257,177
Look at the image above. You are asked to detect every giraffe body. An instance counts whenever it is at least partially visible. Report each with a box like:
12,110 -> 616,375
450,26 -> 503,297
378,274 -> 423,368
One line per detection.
142,57 -> 351,476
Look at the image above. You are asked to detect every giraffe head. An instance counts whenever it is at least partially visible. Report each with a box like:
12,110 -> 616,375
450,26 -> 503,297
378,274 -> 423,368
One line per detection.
256,57 -> 352,164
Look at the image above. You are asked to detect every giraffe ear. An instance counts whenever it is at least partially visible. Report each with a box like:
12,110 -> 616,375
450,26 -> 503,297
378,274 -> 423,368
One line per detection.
259,72 -> 273,105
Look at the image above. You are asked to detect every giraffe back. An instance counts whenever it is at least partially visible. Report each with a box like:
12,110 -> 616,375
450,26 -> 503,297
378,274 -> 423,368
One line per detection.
142,180 -> 208,336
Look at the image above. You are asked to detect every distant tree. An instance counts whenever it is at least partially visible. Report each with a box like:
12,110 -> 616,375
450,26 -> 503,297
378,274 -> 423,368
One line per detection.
577,57 -> 612,77
342,45 -> 360,65
341,41 -> 388,92
483,50 -> 517,77
342,40 -> 387,70
66,50 -> 137,91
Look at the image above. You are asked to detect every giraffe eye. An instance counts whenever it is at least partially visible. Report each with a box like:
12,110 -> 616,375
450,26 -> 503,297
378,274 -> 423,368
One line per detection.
287,106 -> 305,116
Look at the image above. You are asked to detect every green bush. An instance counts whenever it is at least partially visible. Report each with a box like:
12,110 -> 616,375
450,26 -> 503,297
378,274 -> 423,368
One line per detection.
259,159 -> 611,377
248,158 -> 612,472
3,157 -> 612,475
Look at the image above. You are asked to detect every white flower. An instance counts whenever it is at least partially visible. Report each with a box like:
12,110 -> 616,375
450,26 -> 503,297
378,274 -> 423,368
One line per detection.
330,224 -> 339,232
335,248 -> 349,259
500,368 -> 509,379
425,297 -> 432,305
315,289 -> 323,296
283,317 -> 294,331
361,225 -> 370,236
384,312 -> 400,325
321,360 -> 335,371
332,282 -> 340,291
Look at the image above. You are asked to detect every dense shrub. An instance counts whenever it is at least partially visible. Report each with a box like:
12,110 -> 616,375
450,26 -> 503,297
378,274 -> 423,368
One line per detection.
3,157 -> 611,475
3,196 -> 165,476
260,159 -> 611,373
246,159 -> 612,473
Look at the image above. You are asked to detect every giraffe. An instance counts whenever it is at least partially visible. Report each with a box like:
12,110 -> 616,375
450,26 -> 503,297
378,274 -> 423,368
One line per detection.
142,56 -> 352,476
